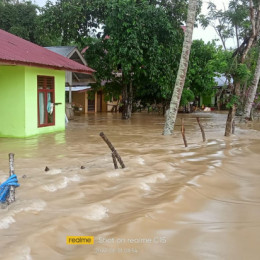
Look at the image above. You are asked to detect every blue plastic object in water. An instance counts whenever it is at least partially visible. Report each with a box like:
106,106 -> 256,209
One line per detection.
0,174 -> 20,203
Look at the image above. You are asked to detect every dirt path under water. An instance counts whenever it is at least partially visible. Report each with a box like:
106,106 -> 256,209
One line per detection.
0,111 -> 260,260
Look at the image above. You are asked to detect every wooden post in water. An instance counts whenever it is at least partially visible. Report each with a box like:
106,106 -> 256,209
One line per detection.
7,153 -> 15,204
100,132 -> 125,168
111,152 -> 118,169
181,118 -> 188,147
196,117 -> 206,142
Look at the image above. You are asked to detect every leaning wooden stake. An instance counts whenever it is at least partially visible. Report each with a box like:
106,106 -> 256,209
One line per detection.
100,132 -> 125,168
196,117 -> 206,142
181,118 -> 188,147
111,152 -> 118,169
7,153 -> 15,204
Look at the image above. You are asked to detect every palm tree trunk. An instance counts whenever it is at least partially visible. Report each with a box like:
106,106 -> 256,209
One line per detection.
163,0 -> 198,135
242,50 -> 260,120
224,81 -> 240,136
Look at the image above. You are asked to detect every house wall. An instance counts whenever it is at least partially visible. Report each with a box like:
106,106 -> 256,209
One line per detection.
24,67 -> 65,136
72,92 -> 86,113
0,65 -> 65,138
102,93 -> 107,112
0,66 -> 26,137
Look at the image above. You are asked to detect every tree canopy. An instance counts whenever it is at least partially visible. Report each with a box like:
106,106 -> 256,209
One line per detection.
0,1 -> 38,43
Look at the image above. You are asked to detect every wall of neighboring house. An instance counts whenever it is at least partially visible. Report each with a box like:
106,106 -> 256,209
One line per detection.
0,65 -> 65,137
101,93 -> 107,112
72,91 -> 86,113
70,90 -> 107,114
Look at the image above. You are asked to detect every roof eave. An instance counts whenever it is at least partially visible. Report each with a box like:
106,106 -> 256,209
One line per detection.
0,59 -> 95,75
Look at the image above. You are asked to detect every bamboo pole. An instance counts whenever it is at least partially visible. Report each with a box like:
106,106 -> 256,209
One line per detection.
111,152 -> 118,169
181,118 -> 188,147
100,132 -> 125,168
7,153 -> 15,204
196,117 -> 206,142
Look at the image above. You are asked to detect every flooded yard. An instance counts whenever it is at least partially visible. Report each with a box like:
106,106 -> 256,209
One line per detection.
0,112 -> 260,260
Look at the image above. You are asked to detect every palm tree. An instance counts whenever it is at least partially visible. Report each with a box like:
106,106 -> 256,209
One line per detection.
163,0 -> 198,135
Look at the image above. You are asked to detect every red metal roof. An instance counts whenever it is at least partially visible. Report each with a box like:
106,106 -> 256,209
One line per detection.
0,29 -> 95,74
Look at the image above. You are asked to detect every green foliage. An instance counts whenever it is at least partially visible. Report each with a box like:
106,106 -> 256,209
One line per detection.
226,94 -> 241,109
185,40 -> 219,97
0,1 -> 38,43
85,0 -> 187,102
180,88 -> 195,106
37,0 -> 106,46
233,63 -> 251,83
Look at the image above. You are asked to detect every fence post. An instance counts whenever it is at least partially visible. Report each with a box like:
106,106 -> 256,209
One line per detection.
7,153 -> 15,204
196,117 -> 206,142
181,118 -> 188,147
100,132 -> 125,168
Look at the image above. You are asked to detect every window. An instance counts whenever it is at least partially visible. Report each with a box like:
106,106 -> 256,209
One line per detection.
37,76 -> 55,127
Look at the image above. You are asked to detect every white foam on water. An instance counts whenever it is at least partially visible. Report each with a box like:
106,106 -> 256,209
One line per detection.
174,187 -> 187,203
208,150 -> 224,158
142,173 -> 166,184
179,152 -> 196,157
186,157 -> 208,162
139,173 -> 166,191
187,175 -> 201,187
44,169 -> 62,175
174,194 -> 184,203
0,200 -> 46,229
19,200 -> 47,213
212,160 -> 222,167
137,157 -> 145,165
207,141 -> 218,145
19,247 -> 32,260
6,246 -> 32,260
83,204 -> 109,221
107,171 -> 120,177
42,175 -> 81,192
0,216 -> 16,229
140,183 -> 151,191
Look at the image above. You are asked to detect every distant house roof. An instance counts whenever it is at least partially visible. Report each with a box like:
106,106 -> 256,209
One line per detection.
45,46 -> 75,58
45,45 -> 95,85
45,46 -> 87,66
0,29 -> 95,74
214,74 -> 233,87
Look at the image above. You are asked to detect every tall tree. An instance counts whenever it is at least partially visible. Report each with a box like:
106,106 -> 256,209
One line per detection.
224,0 -> 260,136
202,0 -> 260,135
242,47 -> 260,120
86,0 -> 186,119
163,0 -> 198,135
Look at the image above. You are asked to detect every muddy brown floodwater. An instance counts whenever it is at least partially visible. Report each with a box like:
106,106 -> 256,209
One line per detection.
0,112 -> 260,260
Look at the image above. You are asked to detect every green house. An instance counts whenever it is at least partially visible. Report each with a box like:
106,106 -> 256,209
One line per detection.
0,29 -> 94,138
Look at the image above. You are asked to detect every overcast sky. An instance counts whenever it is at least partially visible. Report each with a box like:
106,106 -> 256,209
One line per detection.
33,0 -> 234,48
193,0 -> 235,48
